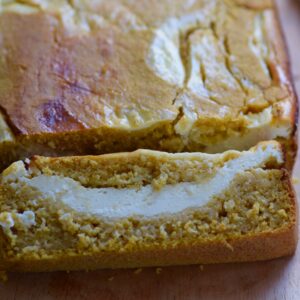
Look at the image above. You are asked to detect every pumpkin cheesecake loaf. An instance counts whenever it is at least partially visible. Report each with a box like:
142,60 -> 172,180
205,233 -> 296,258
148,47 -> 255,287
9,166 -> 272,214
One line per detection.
0,141 -> 296,271
0,0 -> 297,170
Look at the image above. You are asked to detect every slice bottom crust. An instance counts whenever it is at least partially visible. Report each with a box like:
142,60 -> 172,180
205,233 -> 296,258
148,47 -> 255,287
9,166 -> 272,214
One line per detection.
0,142 -> 297,271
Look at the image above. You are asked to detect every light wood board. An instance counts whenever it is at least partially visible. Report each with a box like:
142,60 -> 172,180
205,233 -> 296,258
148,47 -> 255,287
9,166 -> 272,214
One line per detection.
0,0 -> 300,299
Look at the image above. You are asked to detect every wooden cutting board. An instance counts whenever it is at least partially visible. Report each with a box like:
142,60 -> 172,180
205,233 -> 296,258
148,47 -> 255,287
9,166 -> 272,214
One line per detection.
0,0 -> 300,299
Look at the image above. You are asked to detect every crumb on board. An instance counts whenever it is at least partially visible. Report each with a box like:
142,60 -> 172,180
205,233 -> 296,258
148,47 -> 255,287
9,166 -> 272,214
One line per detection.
134,268 -> 143,275
108,276 -> 114,281
199,265 -> 204,271
0,271 -> 7,283
292,177 -> 300,185
223,239 -> 234,251
156,268 -> 162,275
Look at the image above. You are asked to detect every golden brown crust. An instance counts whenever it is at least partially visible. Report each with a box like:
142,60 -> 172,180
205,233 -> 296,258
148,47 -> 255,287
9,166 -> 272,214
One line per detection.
0,0 -> 297,171
28,140 -> 282,173
0,12 -> 177,135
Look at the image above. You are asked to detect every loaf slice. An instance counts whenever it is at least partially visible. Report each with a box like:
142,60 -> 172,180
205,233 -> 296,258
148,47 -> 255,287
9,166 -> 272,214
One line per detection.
0,141 -> 296,272
0,0 -> 297,171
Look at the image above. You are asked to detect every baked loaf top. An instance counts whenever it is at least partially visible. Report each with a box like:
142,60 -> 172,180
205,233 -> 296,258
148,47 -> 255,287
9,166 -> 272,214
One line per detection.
0,0 -> 296,140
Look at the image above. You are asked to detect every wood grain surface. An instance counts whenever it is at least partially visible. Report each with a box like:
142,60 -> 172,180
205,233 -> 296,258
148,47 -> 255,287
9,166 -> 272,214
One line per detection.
0,0 -> 300,299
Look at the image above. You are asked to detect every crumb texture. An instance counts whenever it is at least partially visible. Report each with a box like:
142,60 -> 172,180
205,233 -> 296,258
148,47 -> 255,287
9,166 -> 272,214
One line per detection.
0,143 -> 295,268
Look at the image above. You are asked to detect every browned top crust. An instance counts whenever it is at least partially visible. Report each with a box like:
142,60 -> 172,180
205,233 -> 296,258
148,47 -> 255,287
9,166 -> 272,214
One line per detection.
0,0 -> 296,137
0,9 -> 177,134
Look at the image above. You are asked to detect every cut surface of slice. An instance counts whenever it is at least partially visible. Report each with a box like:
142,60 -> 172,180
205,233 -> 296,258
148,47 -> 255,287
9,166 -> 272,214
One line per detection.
0,141 -> 297,271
